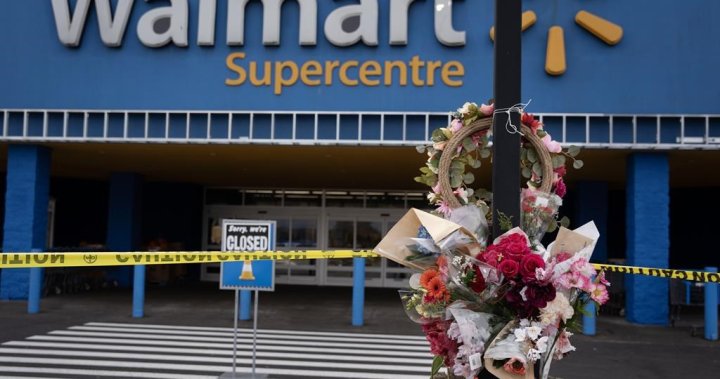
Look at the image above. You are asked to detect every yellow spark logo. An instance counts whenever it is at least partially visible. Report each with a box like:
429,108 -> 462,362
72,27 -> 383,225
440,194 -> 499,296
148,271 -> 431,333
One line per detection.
491,7 -> 623,76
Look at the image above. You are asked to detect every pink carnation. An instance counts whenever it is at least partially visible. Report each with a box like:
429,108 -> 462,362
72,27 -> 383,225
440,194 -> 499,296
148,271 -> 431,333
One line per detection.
542,134 -> 562,153
450,118 -> 463,132
555,178 -> 567,198
588,283 -> 610,305
557,271 -> 590,291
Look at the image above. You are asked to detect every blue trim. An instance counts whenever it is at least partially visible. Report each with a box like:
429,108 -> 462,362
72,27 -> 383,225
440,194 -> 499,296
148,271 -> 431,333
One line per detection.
27,267 -> 43,313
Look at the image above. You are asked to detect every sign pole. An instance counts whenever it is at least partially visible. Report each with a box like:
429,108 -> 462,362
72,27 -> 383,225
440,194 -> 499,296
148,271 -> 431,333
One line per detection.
491,0 -> 522,237
232,289 -> 239,375
252,290 -> 259,376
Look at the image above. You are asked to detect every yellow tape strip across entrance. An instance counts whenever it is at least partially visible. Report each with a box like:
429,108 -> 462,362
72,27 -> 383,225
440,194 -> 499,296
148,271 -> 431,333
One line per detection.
0,251 -> 717,283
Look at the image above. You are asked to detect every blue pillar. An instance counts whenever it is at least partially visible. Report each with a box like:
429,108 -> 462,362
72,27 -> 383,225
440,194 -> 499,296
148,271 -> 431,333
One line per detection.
1,145 -> 51,301
625,153 -> 669,325
574,181 -> 609,263
352,257 -> 365,326
106,173 -> 143,316
705,267 -> 718,341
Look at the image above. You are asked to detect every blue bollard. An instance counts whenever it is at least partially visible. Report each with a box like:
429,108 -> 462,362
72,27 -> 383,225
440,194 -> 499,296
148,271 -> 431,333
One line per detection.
132,265 -> 146,318
583,301 -> 596,336
352,257 -> 365,326
240,290 -> 251,320
705,267 -> 718,341
27,267 -> 44,314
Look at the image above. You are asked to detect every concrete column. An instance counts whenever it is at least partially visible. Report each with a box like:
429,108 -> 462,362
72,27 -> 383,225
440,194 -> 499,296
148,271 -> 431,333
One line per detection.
1,145 -> 51,300
626,153 -> 669,325
105,173 -> 143,315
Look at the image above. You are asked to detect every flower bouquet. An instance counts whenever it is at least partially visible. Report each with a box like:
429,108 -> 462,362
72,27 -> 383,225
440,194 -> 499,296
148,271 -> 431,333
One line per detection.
375,101 -> 606,379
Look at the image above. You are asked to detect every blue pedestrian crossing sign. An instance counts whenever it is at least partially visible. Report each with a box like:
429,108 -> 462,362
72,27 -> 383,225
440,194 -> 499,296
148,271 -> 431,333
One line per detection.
220,219 -> 275,291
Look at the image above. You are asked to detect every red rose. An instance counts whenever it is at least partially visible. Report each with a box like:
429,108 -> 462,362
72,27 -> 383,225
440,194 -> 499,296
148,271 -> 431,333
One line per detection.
498,259 -> 520,278
470,265 -> 487,293
499,234 -> 531,262
520,254 -> 545,281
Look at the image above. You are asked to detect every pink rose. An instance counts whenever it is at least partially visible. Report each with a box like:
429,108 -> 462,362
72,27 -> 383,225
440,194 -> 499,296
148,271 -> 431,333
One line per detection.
542,134 -> 562,153
503,357 -> 527,375
450,118 -> 463,132
480,103 -> 495,116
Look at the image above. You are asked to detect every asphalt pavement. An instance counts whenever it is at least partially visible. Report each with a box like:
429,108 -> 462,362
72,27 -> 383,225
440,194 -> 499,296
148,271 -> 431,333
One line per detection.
0,282 -> 718,378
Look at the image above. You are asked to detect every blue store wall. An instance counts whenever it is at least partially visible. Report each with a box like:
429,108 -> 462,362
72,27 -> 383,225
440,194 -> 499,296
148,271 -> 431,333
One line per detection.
0,0 -> 718,114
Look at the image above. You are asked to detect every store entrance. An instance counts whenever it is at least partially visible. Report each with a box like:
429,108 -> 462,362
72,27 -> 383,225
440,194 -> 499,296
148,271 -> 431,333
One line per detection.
201,189 -> 425,288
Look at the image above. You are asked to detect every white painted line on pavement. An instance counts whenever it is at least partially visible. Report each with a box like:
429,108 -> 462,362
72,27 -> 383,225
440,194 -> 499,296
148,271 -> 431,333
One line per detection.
0,357 -> 427,379
0,347 -> 428,373
2,341 -> 432,365
23,335 -> 430,358
0,366 -> 215,379
70,325 -> 429,345
46,330 -> 430,351
85,322 -> 426,341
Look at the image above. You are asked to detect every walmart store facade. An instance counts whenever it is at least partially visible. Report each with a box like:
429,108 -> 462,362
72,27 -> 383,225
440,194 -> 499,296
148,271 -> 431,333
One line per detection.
1,0 -> 719,325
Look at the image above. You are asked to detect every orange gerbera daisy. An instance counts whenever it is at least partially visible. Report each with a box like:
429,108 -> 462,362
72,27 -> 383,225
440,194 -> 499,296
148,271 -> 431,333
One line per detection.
420,269 -> 439,288
426,277 -> 449,302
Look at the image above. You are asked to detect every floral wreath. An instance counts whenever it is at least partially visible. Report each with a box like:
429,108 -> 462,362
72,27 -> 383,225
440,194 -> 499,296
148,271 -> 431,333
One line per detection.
415,101 -> 583,238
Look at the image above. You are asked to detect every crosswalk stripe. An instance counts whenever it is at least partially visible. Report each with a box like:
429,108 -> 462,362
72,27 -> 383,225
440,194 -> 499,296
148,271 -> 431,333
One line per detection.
47,330 -> 430,351
23,335 -> 431,358
0,357 -> 427,379
69,325 -> 430,345
0,366 -> 215,379
0,348 -> 429,372
2,341 -> 433,364
85,322 -> 427,341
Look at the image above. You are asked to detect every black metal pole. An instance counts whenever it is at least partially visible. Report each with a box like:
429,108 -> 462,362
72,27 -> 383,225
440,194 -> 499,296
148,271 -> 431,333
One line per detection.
491,0 -> 522,238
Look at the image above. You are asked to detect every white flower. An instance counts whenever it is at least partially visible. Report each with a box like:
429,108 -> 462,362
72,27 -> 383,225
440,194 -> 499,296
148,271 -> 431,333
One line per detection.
539,292 -> 574,326
514,328 -> 527,342
525,326 -> 542,341
409,273 -> 421,289
535,336 -> 549,353
527,348 -> 542,361
519,286 -> 528,301
519,319 -> 531,328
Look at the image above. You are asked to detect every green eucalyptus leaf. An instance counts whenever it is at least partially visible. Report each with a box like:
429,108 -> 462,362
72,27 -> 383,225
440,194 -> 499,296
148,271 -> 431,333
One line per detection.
480,148 -> 491,159
552,154 -> 566,168
567,145 -> 581,157
463,172 -> 475,184
463,137 -> 476,152
416,145 -> 426,154
527,148 -> 538,163
451,160 -> 465,170
532,162 -> 542,177
520,148 -> 528,162
560,216 -> 571,228
419,166 -> 432,174
521,166 -> 532,179
573,159 -> 585,169
537,129 -> 548,138
450,174 -> 462,188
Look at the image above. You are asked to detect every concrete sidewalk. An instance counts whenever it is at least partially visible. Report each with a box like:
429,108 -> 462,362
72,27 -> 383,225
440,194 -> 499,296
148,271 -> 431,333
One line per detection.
0,283 -> 718,378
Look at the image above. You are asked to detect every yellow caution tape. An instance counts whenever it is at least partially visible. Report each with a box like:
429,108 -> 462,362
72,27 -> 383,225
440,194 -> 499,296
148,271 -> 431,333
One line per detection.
592,263 -> 719,283
0,251 -> 717,283
0,250 -> 376,269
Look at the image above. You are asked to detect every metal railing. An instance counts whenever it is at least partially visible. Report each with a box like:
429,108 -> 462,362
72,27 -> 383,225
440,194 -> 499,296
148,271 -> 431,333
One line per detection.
1,108 -> 719,150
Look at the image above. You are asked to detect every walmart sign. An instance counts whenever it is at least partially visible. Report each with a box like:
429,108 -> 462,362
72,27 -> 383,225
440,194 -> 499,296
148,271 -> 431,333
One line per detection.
0,1 -> 718,113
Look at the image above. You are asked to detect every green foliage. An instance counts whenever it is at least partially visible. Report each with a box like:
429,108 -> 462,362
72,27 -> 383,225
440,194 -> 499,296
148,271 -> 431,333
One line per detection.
497,212 -> 514,232
573,159 -> 584,169
463,137 -> 476,152
567,145 -> 581,157
430,356 -> 444,379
